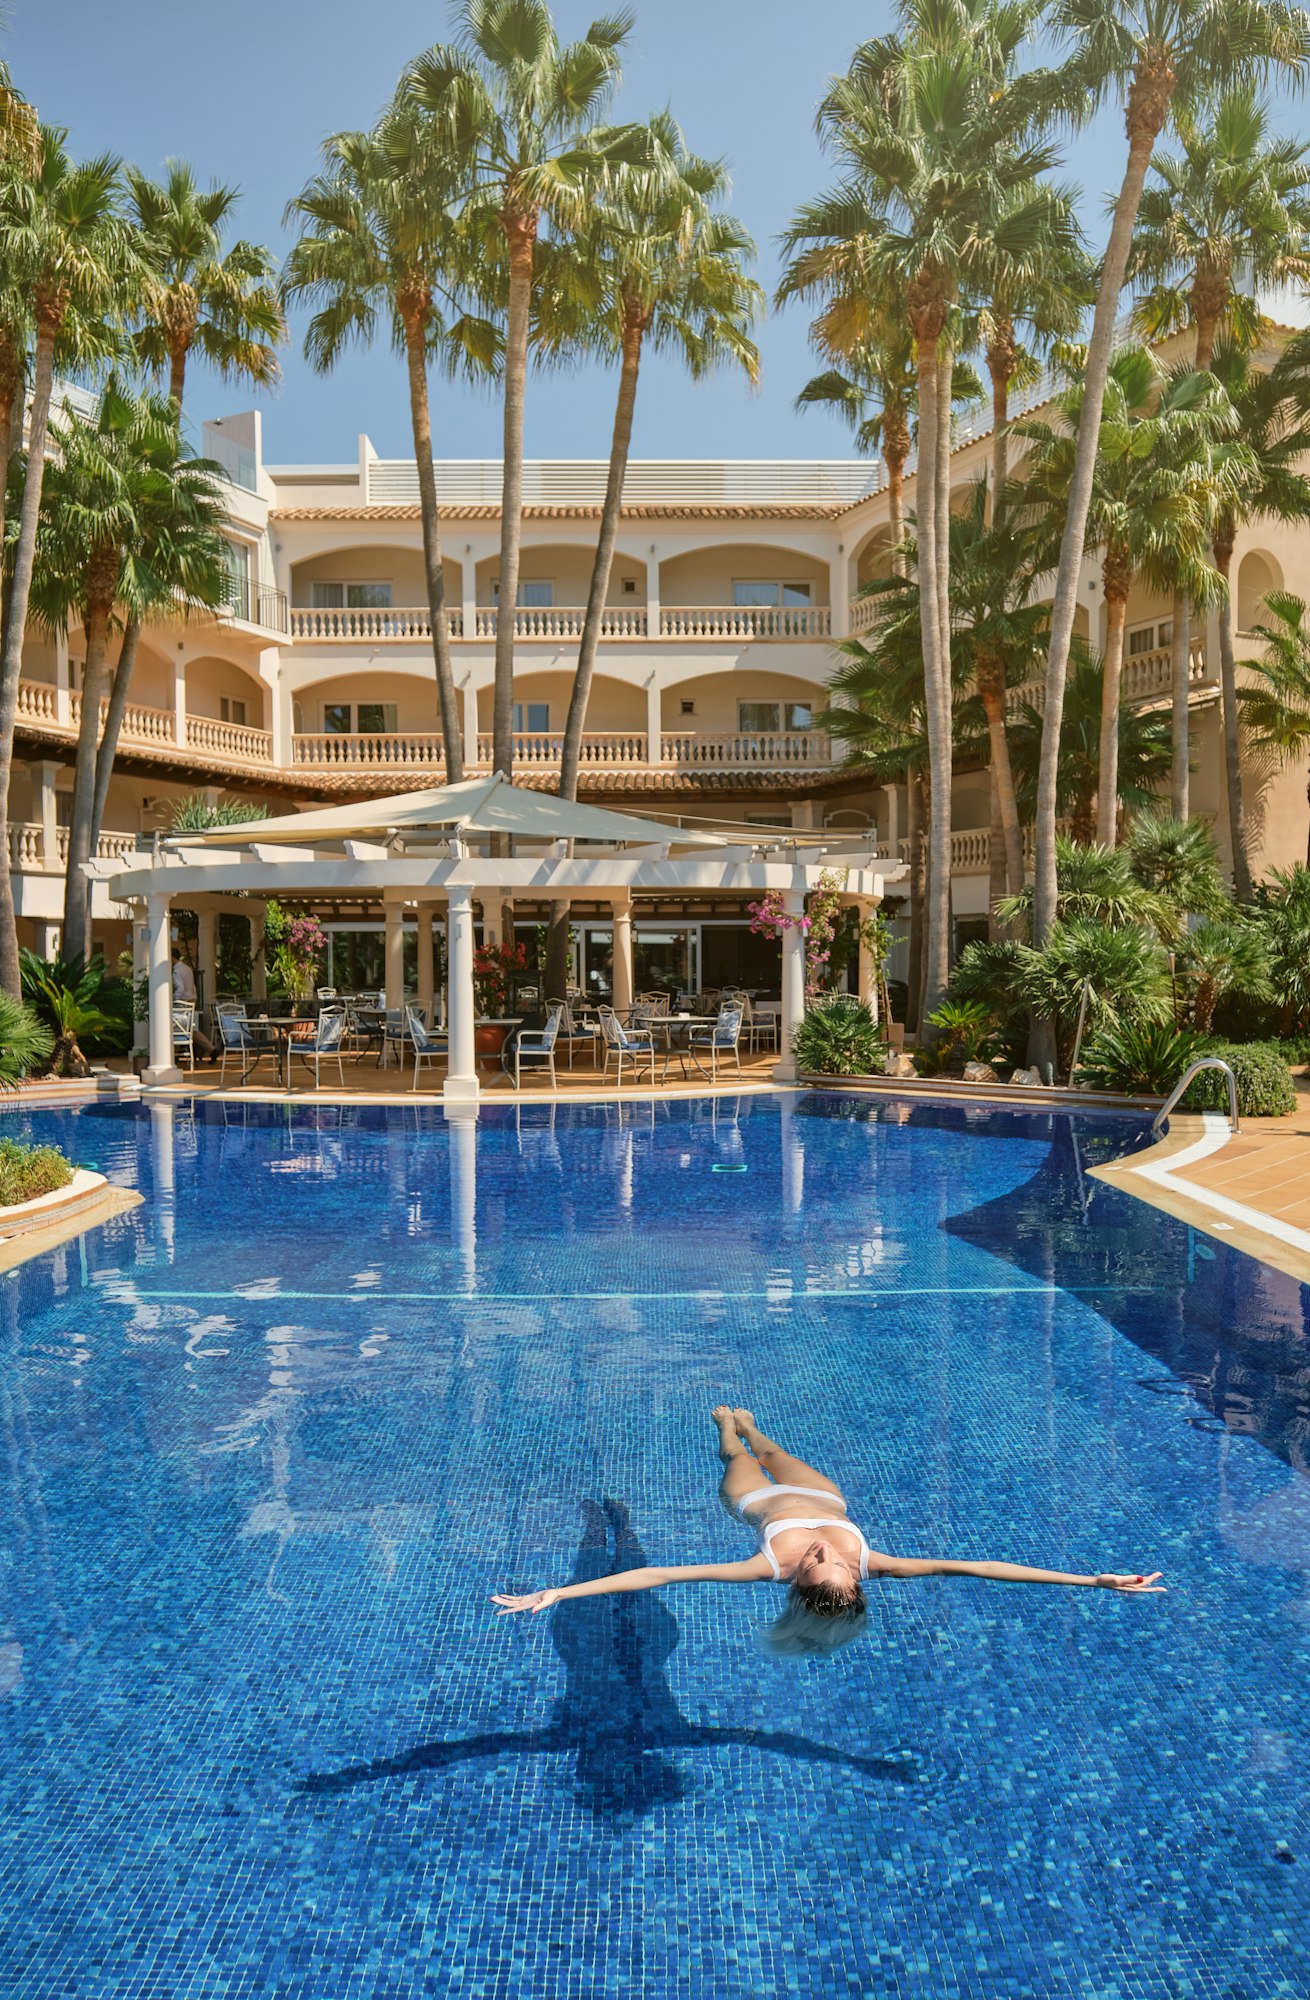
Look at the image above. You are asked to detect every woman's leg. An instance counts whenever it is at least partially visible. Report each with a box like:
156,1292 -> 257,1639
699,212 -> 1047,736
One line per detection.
732,1410 -> 844,1500
713,1405 -> 765,1513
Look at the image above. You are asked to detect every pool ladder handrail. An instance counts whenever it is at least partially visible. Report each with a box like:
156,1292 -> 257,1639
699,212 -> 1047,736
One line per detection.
1150,1057 -> 1239,1139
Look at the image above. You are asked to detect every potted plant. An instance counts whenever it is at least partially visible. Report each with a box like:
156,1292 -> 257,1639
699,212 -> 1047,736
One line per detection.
473,941 -> 529,1060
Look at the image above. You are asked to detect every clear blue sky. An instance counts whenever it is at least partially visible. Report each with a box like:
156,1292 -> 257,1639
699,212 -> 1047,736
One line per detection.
8,1 -> 1310,465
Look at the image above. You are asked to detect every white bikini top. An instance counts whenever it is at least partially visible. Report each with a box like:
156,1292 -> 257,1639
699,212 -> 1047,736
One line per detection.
737,1482 -> 874,1583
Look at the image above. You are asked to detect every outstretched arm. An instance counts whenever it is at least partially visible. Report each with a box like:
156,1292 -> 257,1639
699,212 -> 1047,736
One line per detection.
871,1554 -> 1164,1593
493,1555 -> 771,1615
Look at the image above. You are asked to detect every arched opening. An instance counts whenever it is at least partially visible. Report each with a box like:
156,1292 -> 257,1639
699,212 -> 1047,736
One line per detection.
476,670 -> 644,734
185,656 -> 269,730
659,541 -> 830,610
289,544 -> 461,610
474,544 -> 647,608
1238,550 -> 1282,632
292,670 -> 444,739
661,666 -> 822,736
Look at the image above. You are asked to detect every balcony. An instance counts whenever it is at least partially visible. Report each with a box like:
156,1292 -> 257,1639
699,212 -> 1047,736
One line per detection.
17,679 -> 273,767
9,824 -> 140,872
1006,640 -> 1213,714
220,577 -> 289,635
285,603 -> 828,643
289,728 -> 837,775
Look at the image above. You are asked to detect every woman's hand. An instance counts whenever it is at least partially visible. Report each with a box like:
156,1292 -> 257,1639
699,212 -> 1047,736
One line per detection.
1096,1572 -> 1166,1593
491,1589 -> 563,1616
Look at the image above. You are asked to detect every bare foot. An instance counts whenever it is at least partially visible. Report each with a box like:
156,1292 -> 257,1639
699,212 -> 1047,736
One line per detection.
732,1407 -> 758,1440
712,1405 -> 741,1453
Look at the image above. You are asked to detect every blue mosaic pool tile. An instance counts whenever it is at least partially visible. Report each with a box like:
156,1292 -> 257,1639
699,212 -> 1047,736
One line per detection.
0,1092 -> 1306,1997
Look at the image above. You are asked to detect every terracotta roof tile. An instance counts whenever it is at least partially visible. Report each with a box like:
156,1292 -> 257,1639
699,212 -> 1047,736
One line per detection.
270,501 -> 848,523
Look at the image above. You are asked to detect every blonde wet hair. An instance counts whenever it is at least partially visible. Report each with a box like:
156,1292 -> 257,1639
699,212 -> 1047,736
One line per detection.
759,1581 -> 868,1658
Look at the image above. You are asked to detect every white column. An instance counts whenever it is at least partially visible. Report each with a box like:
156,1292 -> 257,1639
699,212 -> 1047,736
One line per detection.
830,552 -> 850,639
773,890 -> 806,1083
384,904 -> 406,1011
142,895 -> 182,1084
416,906 -> 435,1021
443,886 -> 480,1103
881,783 -> 900,859
445,1101 -> 478,1291
172,647 -> 187,745
131,902 -> 149,1054
611,899 -> 634,1013
645,675 -> 663,764
461,677 -> 479,771
33,760 -> 59,867
250,910 -> 267,1000
461,553 -> 478,644
196,910 -> 218,1022
31,919 -> 59,960
54,635 -> 71,727
646,546 -> 661,634
272,678 -> 294,769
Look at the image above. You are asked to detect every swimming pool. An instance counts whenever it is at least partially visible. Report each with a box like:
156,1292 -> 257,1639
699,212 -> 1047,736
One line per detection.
1,1092 -> 1307,1999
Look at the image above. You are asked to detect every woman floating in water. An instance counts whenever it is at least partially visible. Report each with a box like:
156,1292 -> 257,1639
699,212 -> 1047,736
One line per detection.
493,1408 -> 1165,1656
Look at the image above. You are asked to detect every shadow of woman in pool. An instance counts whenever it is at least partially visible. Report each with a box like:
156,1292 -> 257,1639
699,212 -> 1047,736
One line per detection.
299,1497 -> 914,1817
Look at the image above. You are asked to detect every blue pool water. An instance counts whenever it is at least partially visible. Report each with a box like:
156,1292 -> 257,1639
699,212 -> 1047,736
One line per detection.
1,1091 -> 1308,2000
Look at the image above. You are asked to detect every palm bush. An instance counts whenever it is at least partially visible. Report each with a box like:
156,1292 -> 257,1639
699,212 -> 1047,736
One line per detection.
1075,1021 -> 1208,1096
793,996 -> 886,1077
1017,919 -> 1172,1050
0,992 -> 54,1088
918,999 -> 1002,1075
1182,1042 -> 1297,1117
19,952 -> 132,1073
1249,866 -> 1310,1033
1178,918 -> 1272,1033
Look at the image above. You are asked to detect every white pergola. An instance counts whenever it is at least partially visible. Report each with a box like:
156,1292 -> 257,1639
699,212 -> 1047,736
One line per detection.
97,775 -> 905,1102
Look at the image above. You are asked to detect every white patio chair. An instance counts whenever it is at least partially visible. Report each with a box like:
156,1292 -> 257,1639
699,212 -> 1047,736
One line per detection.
171,1004 -> 197,1071
552,997 -> 598,1070
683,1003 -> 743,1082
215,1006 -> 278,1087
316,986 -> 338,1003
406,1006 -> 448,1090
379,1008 -> 408,1068
740,993 -> 777,1053
288,1007 -> 348,1090
598,1003 -> 656,1087
509,1002 -> 563,1089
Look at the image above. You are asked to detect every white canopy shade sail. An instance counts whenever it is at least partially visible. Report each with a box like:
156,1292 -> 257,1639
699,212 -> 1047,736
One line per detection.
170,773 -> 729,852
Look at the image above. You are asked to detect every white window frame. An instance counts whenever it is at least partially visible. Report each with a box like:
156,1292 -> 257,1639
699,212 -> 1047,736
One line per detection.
731,579 -> 814,608
310,580 -> 394,609
321,700 -> 400,735
219,695 -> 248,726
736,699 -> 814,734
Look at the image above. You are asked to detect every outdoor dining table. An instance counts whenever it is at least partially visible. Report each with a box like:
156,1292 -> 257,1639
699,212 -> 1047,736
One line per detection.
243,1014 -> 315,1088
646,1013 -> 719,1081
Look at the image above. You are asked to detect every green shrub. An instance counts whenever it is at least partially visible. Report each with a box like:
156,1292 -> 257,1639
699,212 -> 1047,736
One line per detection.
1075,1020 -> 1208,1096
919,998 -> 1002,1075
18,952 -> 133,1072
1181,1042 -> 1297,1118
0,1139 -> 73,1206
793,995 -> 887,1076
0,993 -> 54,1088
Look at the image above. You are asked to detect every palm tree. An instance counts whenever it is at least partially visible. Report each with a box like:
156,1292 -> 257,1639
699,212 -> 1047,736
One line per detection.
1008,648 -> 1172,843
0,126 -> 136,998
31,379 -> 228,962
1240,589 -> 1310,861
795,316 -> 917,566
550,121 -> 761,803
127,160 -> 283,411
405,0 -> 635,778
283,106 -> 499,781
1130,87 -> 1310,373
780,0 -> 1067,1024
1028,0 -> 1310,1034
1207,338 -> 1310,896
1014,346 -> 1235,843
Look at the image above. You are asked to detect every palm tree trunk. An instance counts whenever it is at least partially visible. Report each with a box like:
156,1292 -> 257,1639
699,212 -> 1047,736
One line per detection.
1170,592 -> 1191,819
493,215 -> 536,778
404,313 -> 463,779
906,759 -> 926,1034
988,325 -> 1015,527
0,320 -> 58,997
1029,62 -> 1174,1055
1096,587 -> 1130,847
886,447 -> 906,575
547,309 -> 645,1004
168,344 -> 187,412
63,591 -> 116,964
912,328 -> 952,1027
978,660 -> 1024,893
1213,533 -> 1253,899
988,772 -> 1006,936
90,617 -> 141,851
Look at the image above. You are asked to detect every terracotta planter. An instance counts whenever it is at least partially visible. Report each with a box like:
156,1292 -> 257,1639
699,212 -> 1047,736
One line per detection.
474,1025 -> 508,1066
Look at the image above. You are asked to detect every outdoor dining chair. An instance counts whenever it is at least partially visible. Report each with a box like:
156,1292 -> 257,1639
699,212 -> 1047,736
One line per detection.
171,1004 -> 197,1071
379,1009 -> 408,1068
508,1002 -> 563,1089
551,997 -> 598,1070
407,1006 -> 448,1090
215,1006 -> 278,1087
598,1003 -> 656,1087
740,993 -> 778,1053
683,1003 -> 743,1082
288,1007 -> 348,1090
